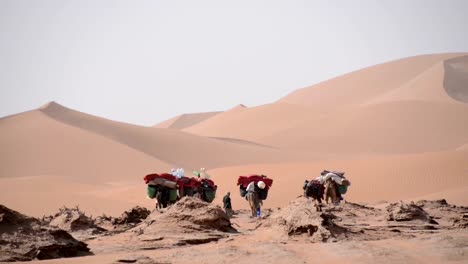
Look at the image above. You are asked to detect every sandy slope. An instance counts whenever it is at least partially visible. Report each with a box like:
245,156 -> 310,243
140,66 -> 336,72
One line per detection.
36,102 -> 303,169
412,186 -> 468,206
184,53 -> 468,155
184,103 -> 326,141
153,111 -> 221,129
0,109 -> 169,180
278,53 -> 467,107
444,55 -> 468,103
259,101 -> 468,153
364,61 -> 457,105
457,143 -> 468,151
0,175 -> 158,217
186,100 -> 468,154
0,109 -> 169,216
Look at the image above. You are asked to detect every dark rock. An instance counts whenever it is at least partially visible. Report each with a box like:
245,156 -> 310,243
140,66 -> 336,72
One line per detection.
115,254 -> 157,264
415,199 -> 448,208
0,204 -> 91,261
113,206 -> 151,225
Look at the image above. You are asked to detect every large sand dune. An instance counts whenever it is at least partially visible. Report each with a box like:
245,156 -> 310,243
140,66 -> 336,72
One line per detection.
183,53 -> 468,156
37,102 -> 304,169
0,109 -> 169,181
184,103 -> 325,142
260,101 -> 468,153
278,53 -> 467,107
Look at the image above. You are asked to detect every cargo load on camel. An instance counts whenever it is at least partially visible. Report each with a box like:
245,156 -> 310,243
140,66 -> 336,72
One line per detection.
196,178 -> 218,203
237,175 -> 273,200
316,170 -> 351,195
144,169 -> 218,208
191,168 -> 217,203
312,170 -> 351,204
176,176 -> 198,197
144,173 -> 179,208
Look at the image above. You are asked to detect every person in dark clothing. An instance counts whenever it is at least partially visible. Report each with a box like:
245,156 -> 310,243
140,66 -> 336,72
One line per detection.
223,192 -> 233,218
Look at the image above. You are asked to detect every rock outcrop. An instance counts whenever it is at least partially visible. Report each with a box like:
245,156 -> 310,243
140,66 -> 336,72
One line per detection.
0,205 -> 90,262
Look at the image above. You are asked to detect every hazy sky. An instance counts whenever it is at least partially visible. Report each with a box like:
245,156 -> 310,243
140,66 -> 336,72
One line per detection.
1,0 -> 467,125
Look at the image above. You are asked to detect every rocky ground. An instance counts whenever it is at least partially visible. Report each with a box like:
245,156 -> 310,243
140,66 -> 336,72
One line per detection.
0,205 -> 91,262
1,197 -> 467,263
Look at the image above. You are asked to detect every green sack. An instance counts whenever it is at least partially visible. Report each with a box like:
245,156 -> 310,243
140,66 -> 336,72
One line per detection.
204,190 -> 216,203
338,185 -> 348,194
169,189 -> 178,202
147,185 -> 157,199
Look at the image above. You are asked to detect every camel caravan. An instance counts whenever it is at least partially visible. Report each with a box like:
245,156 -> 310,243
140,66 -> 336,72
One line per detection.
144,168 -> 217,209
303,170 -> 351,211
144,168 -> 350,216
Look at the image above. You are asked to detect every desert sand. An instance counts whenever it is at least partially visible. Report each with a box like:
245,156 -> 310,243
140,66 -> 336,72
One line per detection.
154,111 -> 222,130
1,53 -> 467,263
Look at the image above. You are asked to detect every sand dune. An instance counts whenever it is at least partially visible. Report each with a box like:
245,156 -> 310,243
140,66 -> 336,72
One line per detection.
37,102 -> 305,169
411,186 -> 468,206
0,109 -> 169,181
364,61 -> 457,105
278,53 -> 467,107
444,55 -> 468,103
184,103 -> 325,141
184,53 -> 468,156
153,111 -> 221,129
259,101 -> 468,153
0,175 -> 153,217
185,100 -> 468,154
456,143 -> 468,151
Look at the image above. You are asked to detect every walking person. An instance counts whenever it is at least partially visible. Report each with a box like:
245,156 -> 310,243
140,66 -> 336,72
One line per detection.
223,192 -> 233,218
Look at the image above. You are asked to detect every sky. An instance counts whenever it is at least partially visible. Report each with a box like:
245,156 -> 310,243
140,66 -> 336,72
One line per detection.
1,0 -> 468,126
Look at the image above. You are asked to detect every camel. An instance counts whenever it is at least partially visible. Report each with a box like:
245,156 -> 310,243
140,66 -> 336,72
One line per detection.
245,191 -> 260,218
324,179 -> 338,205
303,180 -> 324,212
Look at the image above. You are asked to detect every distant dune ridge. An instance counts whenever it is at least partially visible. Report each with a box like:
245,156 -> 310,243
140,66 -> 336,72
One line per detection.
0,53 -> 467,217
153,111 -> 221,129
444,55 -> 468,103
